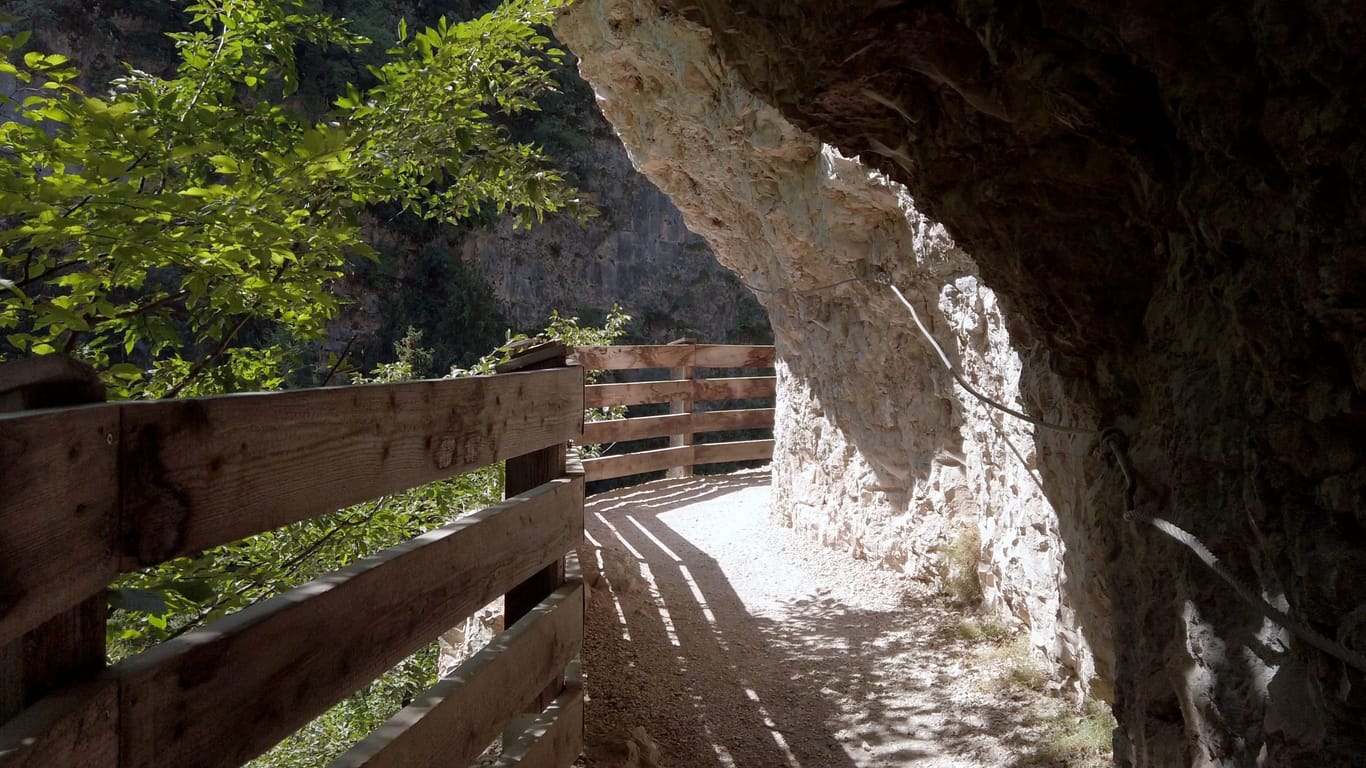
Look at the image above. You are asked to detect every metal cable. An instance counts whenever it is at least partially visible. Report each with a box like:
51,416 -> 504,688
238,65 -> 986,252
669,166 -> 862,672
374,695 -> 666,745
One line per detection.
1101,436 -> 1366,673
884,282 -> 1097,436
742,268 -> 1365,672
738,275 -> 867,296
738,271 -> 1095,435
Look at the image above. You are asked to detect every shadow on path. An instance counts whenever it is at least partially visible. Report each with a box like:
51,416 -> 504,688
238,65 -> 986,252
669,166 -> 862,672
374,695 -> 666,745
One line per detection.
579,473 -> 1072,768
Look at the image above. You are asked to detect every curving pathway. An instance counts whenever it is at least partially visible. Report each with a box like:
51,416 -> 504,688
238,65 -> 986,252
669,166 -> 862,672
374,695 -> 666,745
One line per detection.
577,471 -> 1103,768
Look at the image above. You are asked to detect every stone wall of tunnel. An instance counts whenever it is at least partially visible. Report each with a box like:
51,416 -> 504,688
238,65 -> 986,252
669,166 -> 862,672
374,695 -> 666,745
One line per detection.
564,1 -> 1366,766
557,0 -> 1107,707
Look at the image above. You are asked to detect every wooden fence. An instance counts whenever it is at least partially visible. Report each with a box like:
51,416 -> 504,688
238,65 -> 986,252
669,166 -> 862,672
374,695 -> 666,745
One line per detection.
573,343 -> 776,483
0,343 -> 585,768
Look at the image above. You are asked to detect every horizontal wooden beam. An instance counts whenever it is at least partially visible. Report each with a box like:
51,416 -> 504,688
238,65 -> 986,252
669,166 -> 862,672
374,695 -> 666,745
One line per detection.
581,412 -> 692,444
111,475 -> 583,768
491,664 -> 584,768
582,446 -> 694,483
694,376 -> 776,402
0,680 -> 117,768
573,345 -> 694,371
691,408 -> 775,434
693,439 -> 775,466
328,581 -> 583,768
0,406 -> 119,647
694,345 -> 775,369
584,380 -> 690,409
119,367 -> 583,567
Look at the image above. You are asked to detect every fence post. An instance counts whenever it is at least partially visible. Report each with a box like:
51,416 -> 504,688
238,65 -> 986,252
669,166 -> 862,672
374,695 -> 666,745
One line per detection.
666,338 -> 696,478
0,357 -> 107,724
497,341 -> 575,712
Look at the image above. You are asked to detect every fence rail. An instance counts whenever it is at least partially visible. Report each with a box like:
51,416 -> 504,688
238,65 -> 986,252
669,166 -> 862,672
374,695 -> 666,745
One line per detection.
0,344 -> 586,768
0,339 -> 779,765
574,343 -> 776,483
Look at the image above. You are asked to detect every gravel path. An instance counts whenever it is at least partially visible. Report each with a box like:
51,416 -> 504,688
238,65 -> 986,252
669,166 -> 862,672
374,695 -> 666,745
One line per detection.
577,471 -> 1102,768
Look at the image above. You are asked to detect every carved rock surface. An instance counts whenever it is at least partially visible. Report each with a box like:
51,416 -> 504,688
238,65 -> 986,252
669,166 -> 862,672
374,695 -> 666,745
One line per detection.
573,0 -> 1366,765
558,0 -> 1102,706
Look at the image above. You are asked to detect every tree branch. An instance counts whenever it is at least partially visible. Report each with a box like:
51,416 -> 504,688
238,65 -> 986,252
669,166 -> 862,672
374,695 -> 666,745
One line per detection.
164,310 -> 253,398
320,334 -> 358,386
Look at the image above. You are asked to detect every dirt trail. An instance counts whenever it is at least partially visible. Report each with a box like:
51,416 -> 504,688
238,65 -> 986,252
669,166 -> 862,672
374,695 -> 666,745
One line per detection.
577,471 -> 1106,768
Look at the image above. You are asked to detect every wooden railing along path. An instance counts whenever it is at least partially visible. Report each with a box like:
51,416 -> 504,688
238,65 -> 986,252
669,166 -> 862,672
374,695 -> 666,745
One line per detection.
0,343 -> 586,768
573,342 -> 776,482
0,340 -> 775,766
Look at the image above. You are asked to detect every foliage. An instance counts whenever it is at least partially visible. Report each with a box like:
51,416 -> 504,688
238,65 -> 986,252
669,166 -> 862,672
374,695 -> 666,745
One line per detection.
454,304 -> 631,376
933,526 -> 983,606
0,0 -> 581,397
1025,702 -> 1116,768
457,305 -> 631,457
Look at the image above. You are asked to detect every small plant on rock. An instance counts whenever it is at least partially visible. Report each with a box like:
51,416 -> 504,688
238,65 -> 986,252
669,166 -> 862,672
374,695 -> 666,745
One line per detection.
933,527 -> 984,606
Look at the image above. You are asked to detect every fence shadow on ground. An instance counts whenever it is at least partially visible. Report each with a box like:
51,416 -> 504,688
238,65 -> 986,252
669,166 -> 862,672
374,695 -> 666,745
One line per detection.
580,473 -> 1073,767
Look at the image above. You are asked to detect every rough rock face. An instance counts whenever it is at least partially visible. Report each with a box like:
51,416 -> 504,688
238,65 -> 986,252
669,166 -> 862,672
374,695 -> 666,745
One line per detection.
458,127 -> 771,344
329,109 -> 770,356
557,0 -> 1102,703
574,1 -> 1366,765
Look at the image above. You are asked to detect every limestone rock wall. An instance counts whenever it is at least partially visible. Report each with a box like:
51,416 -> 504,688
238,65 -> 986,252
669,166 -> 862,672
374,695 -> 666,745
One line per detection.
635,1 -> 1366,764
557,0 -> 1103,698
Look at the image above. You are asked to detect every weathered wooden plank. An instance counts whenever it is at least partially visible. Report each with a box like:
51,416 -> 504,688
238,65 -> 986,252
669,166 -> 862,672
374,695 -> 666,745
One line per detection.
0,406 -> 118,648
573,345 -> 695,371
495,341 -> 569,374
582,446 -> 694,483
694,376 -> 777,402
492,678 -> 584,768
691,408 -> 776,434
0,355 -> 104,412
693,439 -> 775,466
0,679 -> 117,768
693,345 -> 775,369
118,368 -> 582,566
1,359 -> 110,721
581,413 -> 693,444
327,582 -> 584,768
114,475 -> 584,768
584,380 -> 691,409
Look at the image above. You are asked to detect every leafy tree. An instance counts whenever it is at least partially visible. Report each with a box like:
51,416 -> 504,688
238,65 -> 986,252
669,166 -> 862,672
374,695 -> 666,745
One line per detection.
0,0 -> 582,398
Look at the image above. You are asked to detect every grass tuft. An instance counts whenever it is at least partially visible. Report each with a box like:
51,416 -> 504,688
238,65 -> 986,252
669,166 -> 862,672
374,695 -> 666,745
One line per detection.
955,615 -> 1011,642
933,527 -> 983,606
991,636 -> 1047,692
1024,701 -> 1116,767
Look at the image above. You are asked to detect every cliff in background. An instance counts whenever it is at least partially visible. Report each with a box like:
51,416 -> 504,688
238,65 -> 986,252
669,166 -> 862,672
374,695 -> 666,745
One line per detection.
7,0 -> 769,375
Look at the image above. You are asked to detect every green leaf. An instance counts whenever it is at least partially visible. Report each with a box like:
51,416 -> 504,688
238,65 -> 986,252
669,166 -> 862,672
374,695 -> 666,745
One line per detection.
109,363 -> 144,380
210,154 -> 239,174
